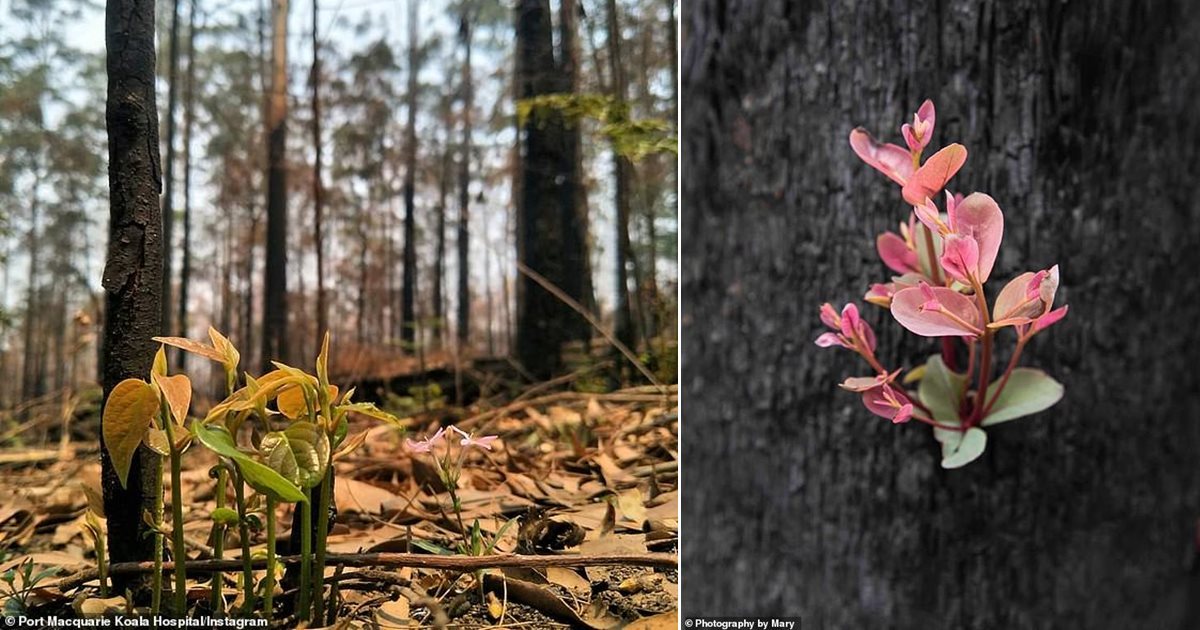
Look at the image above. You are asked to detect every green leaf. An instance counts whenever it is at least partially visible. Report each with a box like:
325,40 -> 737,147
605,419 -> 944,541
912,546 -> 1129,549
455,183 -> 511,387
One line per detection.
210,507 -> 240,526
260,422 -> 330,489
918,355 -> 966,428
338,402 -> 404,425
941,427 -> 987,469
982,368 -> 1064,426
102,379 -> 160,488
192,422 -> 307,503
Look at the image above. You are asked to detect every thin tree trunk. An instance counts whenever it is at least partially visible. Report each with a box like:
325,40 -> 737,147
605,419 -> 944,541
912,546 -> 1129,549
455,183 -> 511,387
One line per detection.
261,0 -> 289,370
433,94 -> 451,349
176,0 -> 197,371
605,0 -> 638,357
102,0 -> 164,585
311,0 -> 327,339
21,164 -> 42,400
160,0 -> 182,335
682,1 -> 1200,627
456,11 -> 473,348
401,0 -> 419,349
559,0 -> 594,341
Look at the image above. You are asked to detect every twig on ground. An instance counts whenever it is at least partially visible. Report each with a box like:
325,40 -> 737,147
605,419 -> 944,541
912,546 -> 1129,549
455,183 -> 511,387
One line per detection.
52,551 -> 678,592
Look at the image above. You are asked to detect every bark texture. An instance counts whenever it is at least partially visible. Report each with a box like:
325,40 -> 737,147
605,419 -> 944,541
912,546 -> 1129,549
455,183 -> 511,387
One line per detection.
682,1 -> 1200,628
102,0 -> 164,582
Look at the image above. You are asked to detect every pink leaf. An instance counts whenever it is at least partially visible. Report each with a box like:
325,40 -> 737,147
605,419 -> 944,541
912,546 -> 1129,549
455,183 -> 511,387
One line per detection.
849,128 -> 915,186
991,272 -> 1042,326
940,234 -> 980,284
876,232 -> 920,274
901,144 -> 968,205
951,193 -> 1004,283
891,284 -> 983,337
814,332 -> 846,348
1033,305 -> 1068,332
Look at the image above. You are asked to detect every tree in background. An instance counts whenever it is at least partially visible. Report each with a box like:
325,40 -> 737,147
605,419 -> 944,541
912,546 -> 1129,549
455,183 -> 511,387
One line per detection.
261,0 -> 289,370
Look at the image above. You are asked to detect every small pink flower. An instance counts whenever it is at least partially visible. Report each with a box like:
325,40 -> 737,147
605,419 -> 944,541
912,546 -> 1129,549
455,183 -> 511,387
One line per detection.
892,282 -> 984,338
814,332 -> 849,348
451,426 -> 499,450
862,384 -> 914,424
405,427 -> 446,454
901,100 -> 935,153
901,144 -> 968,206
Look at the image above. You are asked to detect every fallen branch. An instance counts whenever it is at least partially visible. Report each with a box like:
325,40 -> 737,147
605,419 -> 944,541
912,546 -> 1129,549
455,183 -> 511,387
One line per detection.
517,261 -> 666,391
52,551 -> 677,592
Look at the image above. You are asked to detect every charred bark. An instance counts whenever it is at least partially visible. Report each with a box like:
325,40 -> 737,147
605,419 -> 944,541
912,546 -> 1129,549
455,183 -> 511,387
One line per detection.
102,0 -> 164,588
682,0 -> 1200,627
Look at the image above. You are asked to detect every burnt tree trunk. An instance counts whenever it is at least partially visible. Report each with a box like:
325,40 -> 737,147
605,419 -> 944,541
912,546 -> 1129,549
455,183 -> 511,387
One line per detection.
401,0 -> 419,349
456,11 -> 473,348
514,0 -> 581,379
261,0 -> 288,370
175,0 -> 196,372
102,0 -> 163,586
682,1 -> 1200,628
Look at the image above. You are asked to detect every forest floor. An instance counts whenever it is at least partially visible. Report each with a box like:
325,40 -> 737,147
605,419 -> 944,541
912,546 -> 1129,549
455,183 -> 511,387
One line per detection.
0,383 -> 679,628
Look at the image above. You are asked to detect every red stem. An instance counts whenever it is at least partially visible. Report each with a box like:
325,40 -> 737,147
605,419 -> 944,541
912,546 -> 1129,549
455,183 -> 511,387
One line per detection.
982,338 -> 1027,416
969,277 -> 993,425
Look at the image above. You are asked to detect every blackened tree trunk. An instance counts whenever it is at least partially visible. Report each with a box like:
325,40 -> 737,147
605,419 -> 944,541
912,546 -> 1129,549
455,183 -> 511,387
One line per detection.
682,1 -> 1200,628
262,0 -> 288,370
558,0 -> 594,346
401,0 -> 419,349
514,0 -> 578,378
456,10 -> 473,348
160,0 -> 181,335
433,93 -> 452,349
102,0 -> 163,585
176,0 -> 197,372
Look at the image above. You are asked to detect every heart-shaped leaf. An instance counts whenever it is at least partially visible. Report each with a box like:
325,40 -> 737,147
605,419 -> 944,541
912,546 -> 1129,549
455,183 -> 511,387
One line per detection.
982,368 -> 1063,426
260,422 -> 330,489
208,326 -> 241,372
143,428 -> 171,456
151,372 -> 192,426
941,427 -> 986,469
278,384 -> 338,420
102,379 -> 160,488
192,422 -> 307,503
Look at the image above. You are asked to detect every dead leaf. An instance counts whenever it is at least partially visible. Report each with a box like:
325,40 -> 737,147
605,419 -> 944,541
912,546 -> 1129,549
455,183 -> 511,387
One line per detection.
626,610 -> 679,630
374,595 -> 412,627
544,566 -> 590,595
